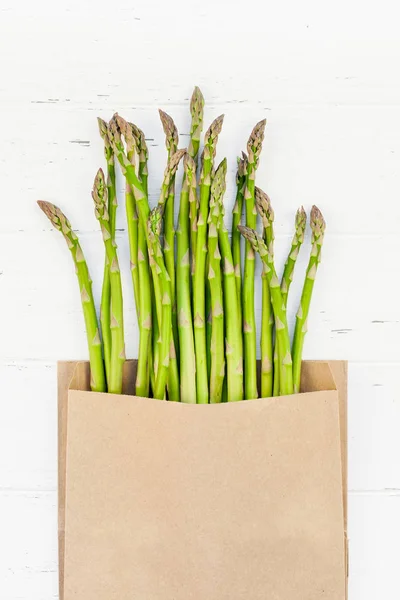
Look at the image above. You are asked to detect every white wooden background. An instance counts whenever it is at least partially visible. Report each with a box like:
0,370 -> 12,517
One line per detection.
1,0 -> 400,598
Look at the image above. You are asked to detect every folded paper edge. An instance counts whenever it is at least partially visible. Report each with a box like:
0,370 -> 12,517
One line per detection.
68,359 -> 338,398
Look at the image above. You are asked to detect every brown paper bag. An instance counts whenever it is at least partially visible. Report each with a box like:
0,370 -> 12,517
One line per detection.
58,360 -> 348,600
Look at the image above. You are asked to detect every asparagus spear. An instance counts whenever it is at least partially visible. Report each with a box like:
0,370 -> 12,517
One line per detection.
243,119 -> 267,400
188,86 -> 205,165
270,206 -> 307,396
188,87 -> 205,268
92,169 -> 125,394
108,117 -> 157,393
207,159 -> 226,403
215,182 -> 244,402
194,115 -> 224,404
117,117 -> 153,397
159,110 -> 179,363
231,152 -> 248,318
238,224 -> 294,396
292,206 -> 326,392
176,154 -> 197,403
108,117 -> 151,230
37,201 -> 106,392
116,118 -> 140,320
97,118 -> 117,385
255,187 -> 274,398
281,207 -> 307,306
148,207 -> 173,400
132,123 -> 154,396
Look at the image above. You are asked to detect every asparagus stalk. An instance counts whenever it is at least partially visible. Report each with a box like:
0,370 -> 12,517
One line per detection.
243,119 -> 266,400
188,87 -> 205,269
133,124 -> 154,396
255,187 -> 274,398
148,207 -> 173,400
37,201 -> 106,392
114,129 -> 181,400
176,154 -> 197,403
92,169 -> 125,394
292,206 -> 326,392
281,207 -> 307,306
207,159 -> 226,403
97,118 -> 117,385
194,115 -> 224,404
238,224 -> 294,396
206,268 -> 212,384
215,184 -> 244,402
108,117 -> 158,393
231,152 -> 248,318
159,110 -> 179,363
113,116 -> 153,397
117,119 -> 140,319
157,148 -> 186,399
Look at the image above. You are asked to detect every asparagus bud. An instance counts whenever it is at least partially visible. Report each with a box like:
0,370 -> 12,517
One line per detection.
159,110 -> 179,156
247,119 -> 267,170
158,148 -> 187,209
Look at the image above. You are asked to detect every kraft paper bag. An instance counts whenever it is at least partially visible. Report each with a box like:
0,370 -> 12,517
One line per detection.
58,360 -> 348,600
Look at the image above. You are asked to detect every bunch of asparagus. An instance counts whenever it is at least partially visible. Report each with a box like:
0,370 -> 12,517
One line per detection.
38,87 -> 325,401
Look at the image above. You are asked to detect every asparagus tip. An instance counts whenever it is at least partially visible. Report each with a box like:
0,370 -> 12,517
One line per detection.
205,114 -> 225,144
238,225 -> 268,257
97,117 -> 109,139
247,119 -> 267,164
296,206 -> 307,229
92,168 -> 108,219
168,147 -> 187,173
310,205 -> 326,242
190,86 -> 205,116
255,187 -> 274,226
37,200 -> 57,223
37,200 -> 70,233
211,158 -> 228,202
113,113 -> 128,137
158,109 -> 179,151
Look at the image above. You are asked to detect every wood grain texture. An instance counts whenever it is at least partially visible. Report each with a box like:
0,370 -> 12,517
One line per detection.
0,1 -> 399,598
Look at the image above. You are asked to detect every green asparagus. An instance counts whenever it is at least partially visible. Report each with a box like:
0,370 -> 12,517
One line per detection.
254,187 -> 274,398
194,115 -> 224,404
148,207 -> 173,400
292,206 -> 326,392
216,184 -> 244,402
243,119 -> 266,400
92,169 -> 125,394
231,152 -> 248,321
238,224 -> 294,396
188,87 -> 205,271
37,201 -> 106,392
97,118 -> 117,385
159,110 -> 180,363
208,159 -> 226,403
176,154 -> 197,403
